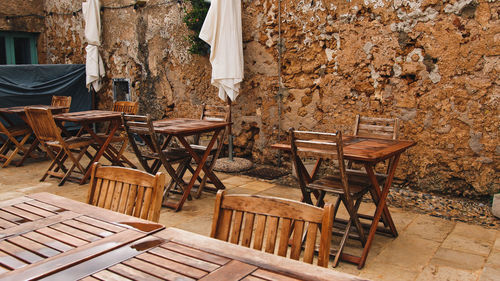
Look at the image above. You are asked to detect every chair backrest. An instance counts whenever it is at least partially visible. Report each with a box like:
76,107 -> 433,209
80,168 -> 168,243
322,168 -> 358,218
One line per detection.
211,190 -> 333,267
24,107 -> 63,143
289,129 -> 349,194
353,115 -> 399,140
87,163 -> 165,222
194,104 -> 230,145
113,101 -> 139,115
51,96 -> 72,113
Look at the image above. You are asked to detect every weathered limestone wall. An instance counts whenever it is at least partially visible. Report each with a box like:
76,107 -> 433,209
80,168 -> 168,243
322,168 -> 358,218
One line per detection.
5,0 -> 499,197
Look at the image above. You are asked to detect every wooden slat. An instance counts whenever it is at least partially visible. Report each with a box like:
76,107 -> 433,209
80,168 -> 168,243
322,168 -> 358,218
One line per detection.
253,215 -> 267,251
135,252 -> 207,279
13,203 -> 55,218
50,223 -> 101,242
35,227 -> 88,247
122,258 -> 195,281
108,263 -> 162,281
264,216 -> 279,254
1,206 -> 42,221
92,270 -> 132,281
0,210 -> 27,224
22,231 -> 74,253
252,269 -> 302,281
73,216 -> 125,233
0,240 -> 44,264
0,250 -> 28,269
229,211 -> 243,244
216,209 -> 232,241
302,223 -> 318,264
199,260 -> 256,281
290,221 -> 304,260
61,220 -> 114,238
0,197 -> 31,209
161,242 -> 230,266
24,200 -> 65,213
149,246 -> 219,272
241,213 -> 255,247
277,218 -> 291,257
7,235 -> 60,258
0,218 -> 16,229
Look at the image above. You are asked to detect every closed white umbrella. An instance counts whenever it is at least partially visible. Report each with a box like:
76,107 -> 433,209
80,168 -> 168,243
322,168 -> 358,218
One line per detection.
82,0 -> 105,91
199,0 -> 244,160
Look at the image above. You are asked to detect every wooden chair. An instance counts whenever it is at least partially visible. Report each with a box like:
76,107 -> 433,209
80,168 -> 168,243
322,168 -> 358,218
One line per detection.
97,101 -> 139,167
24,107 -> 95,186
121,113 -> 192,204
0,122 -> 34,167
51,96 -> 72,113
87,163 -> 165,222
289,129 -> 371,267
211,190 -> 334,267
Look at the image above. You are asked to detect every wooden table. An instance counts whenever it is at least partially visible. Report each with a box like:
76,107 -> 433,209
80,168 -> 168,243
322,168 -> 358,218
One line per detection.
0,105 -> 69,166
152,118 -> 229,211
53,110 -> 123,184
272,136 -> 416,268
0,192 -> 164,280
43,227 -> 366,281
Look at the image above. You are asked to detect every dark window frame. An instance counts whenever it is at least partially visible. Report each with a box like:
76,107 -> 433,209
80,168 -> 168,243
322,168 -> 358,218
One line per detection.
0,31 -> 38,65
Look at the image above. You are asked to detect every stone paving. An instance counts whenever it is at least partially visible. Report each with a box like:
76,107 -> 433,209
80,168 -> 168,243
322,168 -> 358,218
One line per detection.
0,151 -> 499,281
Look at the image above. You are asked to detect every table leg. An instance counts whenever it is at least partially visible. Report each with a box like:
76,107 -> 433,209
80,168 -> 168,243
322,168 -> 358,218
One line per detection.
174,129 -> 222,211
81,122 -> 119,184
358,154 -> 401,269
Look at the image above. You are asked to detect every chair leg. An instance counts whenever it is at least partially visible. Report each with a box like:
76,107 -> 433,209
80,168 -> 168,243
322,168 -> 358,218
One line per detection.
1,134 -> 30,168
59,146 -> 90,186
41,148 -> 66,182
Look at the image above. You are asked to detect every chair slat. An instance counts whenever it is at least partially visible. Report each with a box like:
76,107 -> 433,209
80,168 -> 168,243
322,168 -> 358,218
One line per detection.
264,216 -> 279,254
290,221 -> 304,260
277,218 -> 292,257
241,213 -> 255,247
303,223 -> 318,264
253,215 -> 267,251
229,211 -> 244,244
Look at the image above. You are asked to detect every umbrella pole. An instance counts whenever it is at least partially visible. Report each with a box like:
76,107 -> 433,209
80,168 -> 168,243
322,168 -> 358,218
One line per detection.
227,98 -> 233,161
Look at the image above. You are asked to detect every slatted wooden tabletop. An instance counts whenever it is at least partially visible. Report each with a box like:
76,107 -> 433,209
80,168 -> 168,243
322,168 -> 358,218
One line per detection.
0,193 -> 164,280
53,110 -> 122,123
271,136 -> 416,163
0,105 -> 69,114
46,227 -> 367,281
153,118 -> 229,135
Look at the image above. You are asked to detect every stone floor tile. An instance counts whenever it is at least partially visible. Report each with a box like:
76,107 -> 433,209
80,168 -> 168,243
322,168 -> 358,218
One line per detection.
221,176 -> 255,187
493,236 -> 500,252
372,233 -> 440,271
485,251 -> 500,268
479,267 -> 500,281
224,186 -> 259,195
404,215 -> 455,242
360,262 -> 419,281
238,180 -> 276,191
175,214 -> 213,236
441,223 -> 496,256
256,185 -> 302,200
415,264 -> 478,281
430,247 -> 486,271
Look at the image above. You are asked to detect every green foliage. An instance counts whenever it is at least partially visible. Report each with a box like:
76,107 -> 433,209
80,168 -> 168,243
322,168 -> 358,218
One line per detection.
183,0 -> 210,56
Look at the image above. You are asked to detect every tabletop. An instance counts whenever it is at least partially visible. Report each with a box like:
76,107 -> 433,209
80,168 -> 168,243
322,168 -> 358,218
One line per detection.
272,136 -> 416,163
0,192 -> 164,280
0,105 -> 69,114
153,118 -> 229,135
46,227 -> 367,281
54,110 -> 121,123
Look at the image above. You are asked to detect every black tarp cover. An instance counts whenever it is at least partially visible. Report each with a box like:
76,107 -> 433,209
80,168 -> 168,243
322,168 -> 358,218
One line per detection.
0,64 -> 91,125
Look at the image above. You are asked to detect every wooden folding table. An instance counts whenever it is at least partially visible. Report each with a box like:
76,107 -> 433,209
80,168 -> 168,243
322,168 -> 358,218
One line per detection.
152,118 -> 229,211
0,192 -> 164,280
272,136 -> 415,268
53,110 -> 125,184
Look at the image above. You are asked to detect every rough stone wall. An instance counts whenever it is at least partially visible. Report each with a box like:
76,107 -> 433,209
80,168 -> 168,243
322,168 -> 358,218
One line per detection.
4,0 -> 499,197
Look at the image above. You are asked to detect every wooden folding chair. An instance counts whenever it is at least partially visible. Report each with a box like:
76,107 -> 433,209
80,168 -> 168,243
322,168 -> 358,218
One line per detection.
211,190 -> 334,267
24,107 -> 96,186
121,114 -> 192,203
87,163 -> 165,222
0,122 -> 34,167
96,101 -> 139,167
51,96 -> 72,113
290,129 -> 372,267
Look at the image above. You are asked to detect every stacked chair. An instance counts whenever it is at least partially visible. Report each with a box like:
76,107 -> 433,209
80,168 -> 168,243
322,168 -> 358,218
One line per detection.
0,121 -> 34,168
